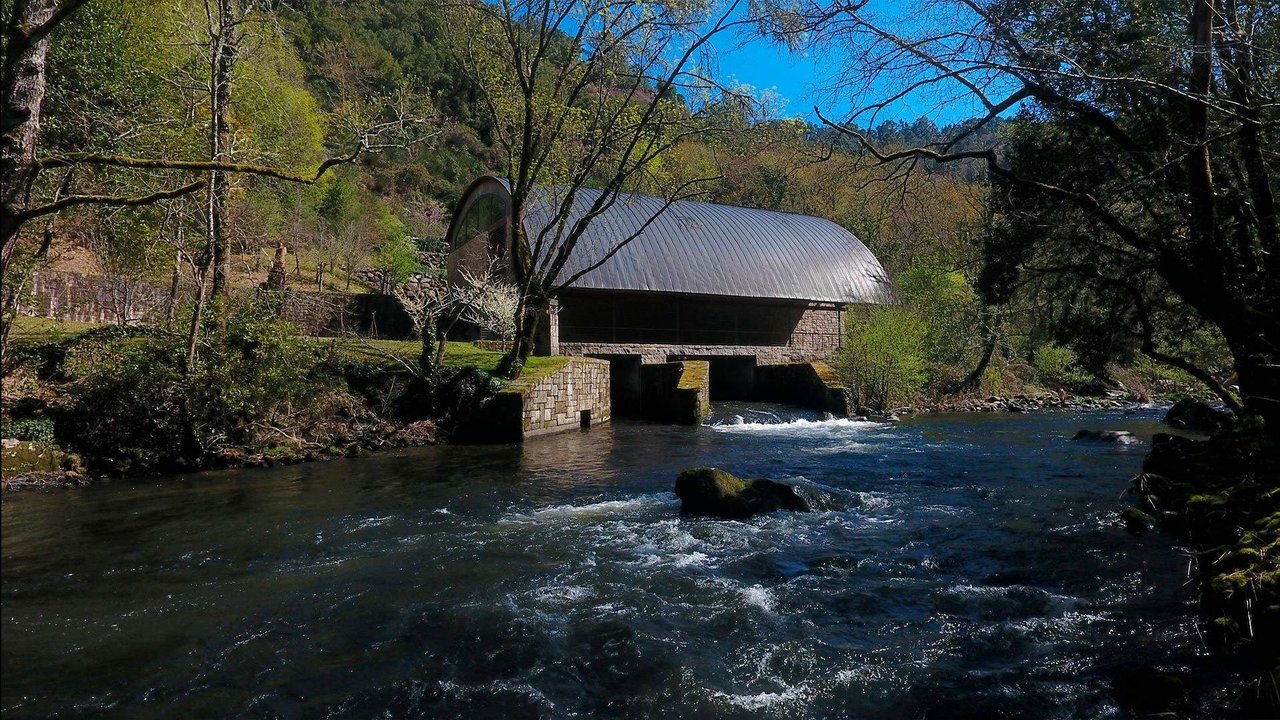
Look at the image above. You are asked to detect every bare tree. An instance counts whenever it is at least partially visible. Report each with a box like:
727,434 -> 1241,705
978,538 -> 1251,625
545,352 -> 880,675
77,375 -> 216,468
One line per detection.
390,249 -> 457,375
443,0 -> 764,377
777,0 -> 1279,432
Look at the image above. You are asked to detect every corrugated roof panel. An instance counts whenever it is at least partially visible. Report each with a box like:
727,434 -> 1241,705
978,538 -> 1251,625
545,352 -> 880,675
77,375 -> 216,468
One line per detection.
474,178 -> 895,305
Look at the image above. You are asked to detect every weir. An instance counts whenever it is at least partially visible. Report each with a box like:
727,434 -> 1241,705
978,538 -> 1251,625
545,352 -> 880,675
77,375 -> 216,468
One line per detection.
453,355 -> 849,442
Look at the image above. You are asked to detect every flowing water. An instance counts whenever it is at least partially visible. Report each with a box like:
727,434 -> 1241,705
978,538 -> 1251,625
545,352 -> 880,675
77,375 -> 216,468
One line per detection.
1,406 -> 1243,718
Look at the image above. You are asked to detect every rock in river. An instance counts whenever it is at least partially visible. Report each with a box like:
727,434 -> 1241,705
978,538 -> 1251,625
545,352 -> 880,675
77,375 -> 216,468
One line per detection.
675,467 -> 810,519
1163,398 -> 1233,433
1072,429 -> 1141,444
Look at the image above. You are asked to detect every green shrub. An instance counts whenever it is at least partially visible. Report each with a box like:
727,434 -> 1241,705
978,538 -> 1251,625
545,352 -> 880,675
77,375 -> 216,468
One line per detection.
896,263 -> 982,371
59,331 -> 188,473
1,416 -> 56,443
835,306 -> 929,410
431,365 -> 502,428
60,299 -> 334,474
1031,343 -> 1094,390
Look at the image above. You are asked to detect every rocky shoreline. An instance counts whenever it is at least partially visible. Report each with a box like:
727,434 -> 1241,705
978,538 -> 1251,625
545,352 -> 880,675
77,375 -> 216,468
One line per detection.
1130,429 -> 1279,716
852,390 -> 1162,422
1,420 -> 439,491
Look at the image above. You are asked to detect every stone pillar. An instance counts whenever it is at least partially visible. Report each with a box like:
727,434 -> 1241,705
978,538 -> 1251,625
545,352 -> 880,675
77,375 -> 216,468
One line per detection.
546,298 -> 559,355
263,242 -> 288,290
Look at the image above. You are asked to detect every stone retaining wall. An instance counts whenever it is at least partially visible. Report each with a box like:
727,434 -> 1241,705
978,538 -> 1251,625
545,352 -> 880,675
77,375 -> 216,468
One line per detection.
515,357 -> 611,438
18,271 -> 415,339
274,291 -> 413,339
20,271 -> 176,325
458,357 -> 612,442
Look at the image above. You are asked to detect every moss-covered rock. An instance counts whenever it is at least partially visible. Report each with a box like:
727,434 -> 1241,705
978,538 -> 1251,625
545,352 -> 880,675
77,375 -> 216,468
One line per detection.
1120,506 -> 1155,534
674,467 -> 810,519
1134,427 -> 1278,712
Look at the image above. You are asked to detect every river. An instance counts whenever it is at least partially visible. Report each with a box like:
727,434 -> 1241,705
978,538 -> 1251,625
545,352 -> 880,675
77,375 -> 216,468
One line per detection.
1,405 -> 1243,718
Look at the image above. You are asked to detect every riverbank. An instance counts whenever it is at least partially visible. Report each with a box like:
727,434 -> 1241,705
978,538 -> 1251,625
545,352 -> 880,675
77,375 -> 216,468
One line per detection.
1133,428 -> 1279,715
1,315 -> 562,490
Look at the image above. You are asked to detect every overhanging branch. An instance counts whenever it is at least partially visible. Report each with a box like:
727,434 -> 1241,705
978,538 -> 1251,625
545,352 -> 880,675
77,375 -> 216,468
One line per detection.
14,180 -> 207,225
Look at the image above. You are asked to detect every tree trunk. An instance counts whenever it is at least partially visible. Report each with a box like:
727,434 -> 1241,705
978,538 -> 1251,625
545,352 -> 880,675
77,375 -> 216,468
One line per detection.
164,254 -> 181,328
206,0 -> 236,298
953,306 -> 998,393
497,301 -> 543,379
0,0 -> 60,363
434,332 -> 447,370
1224,329 -> 1280,437
417,320 -> 439,377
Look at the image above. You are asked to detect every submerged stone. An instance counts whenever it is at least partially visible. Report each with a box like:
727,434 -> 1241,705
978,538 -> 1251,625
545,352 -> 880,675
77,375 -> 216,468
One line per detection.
1072,429 -> 1141,444
674,467 -> 810,519
1120,506 -> 1155,534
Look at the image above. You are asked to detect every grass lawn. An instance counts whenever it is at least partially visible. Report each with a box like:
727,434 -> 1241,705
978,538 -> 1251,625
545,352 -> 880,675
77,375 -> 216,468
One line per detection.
327,337 -> 559,377
7,316 -> 98,345
8,316 -> 560,380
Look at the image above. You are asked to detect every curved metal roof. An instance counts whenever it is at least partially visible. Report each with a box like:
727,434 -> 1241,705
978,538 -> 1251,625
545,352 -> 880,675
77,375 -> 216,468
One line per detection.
452,176 -> 895,304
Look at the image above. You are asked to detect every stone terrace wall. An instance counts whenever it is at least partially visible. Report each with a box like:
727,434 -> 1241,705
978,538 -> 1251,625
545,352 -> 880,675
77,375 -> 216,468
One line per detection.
20,271 -> 174,325
18,271 -> 414,339
275,292 -> 413,339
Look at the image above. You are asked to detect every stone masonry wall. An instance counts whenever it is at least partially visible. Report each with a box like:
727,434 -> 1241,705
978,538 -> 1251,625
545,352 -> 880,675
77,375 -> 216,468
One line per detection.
20,271 -> 175,325
639,361 -> 710,425
510,357 -> 612,439
791,306 -> 842,356
558,342 -> 828,366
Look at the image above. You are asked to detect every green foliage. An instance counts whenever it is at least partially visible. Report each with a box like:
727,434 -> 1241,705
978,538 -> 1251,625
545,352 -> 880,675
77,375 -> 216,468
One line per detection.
60,333 -> 190,474
1031,343 -> 1094,390
428,366 -> 503,427
896,262 -> 982,371
1,417 -> 56,443
59,300 -> 330,474
371,232 -> 423,286
835,306 -> 929,410
313,174 -> 366,229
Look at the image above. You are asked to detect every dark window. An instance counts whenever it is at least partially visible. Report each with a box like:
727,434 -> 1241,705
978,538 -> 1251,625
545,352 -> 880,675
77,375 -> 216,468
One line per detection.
452,195 -> 507,251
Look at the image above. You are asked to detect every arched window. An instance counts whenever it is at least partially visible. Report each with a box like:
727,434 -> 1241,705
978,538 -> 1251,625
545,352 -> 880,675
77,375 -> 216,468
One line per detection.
452,194 -> 507,252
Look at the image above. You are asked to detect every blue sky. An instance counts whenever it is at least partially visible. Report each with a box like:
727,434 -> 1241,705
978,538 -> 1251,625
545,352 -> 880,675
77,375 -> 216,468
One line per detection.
709,4 -> 1001,129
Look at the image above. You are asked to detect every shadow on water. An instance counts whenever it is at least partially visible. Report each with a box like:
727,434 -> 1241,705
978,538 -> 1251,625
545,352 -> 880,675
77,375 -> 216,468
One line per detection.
1,404 -> 1242,718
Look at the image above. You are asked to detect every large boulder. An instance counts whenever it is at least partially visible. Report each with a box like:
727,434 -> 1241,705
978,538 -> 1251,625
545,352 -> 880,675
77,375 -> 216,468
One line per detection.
675,467 -> 810,519
1163,398 -> 1233,433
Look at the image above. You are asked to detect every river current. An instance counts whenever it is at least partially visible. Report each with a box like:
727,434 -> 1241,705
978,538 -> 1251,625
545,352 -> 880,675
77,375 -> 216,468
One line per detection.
1,405 -> 1243,717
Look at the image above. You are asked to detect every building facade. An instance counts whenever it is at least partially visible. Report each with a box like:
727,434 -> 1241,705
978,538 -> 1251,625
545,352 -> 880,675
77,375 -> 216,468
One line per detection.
445,176 -> 894,406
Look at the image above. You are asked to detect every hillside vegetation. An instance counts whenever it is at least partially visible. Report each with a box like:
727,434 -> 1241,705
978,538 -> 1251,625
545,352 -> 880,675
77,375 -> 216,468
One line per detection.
7,0 -> 1223,413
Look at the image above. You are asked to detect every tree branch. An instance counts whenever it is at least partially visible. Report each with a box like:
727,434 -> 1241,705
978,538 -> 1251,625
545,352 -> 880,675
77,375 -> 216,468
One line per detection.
14,180 -> 207,225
